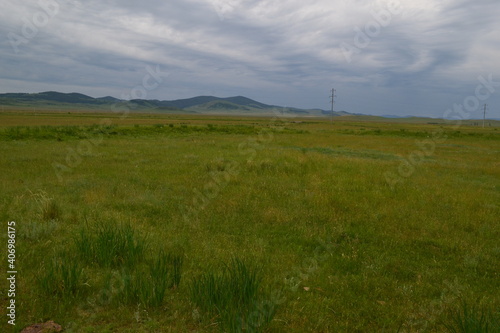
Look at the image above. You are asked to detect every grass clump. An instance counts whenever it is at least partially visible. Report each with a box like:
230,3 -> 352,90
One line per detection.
167,251 -> 184,289
444,299 -> 500,333
190,258 -> 276,332
75,222 -> 146,268
116,251 -> 184,308
41,199 -> 61,221
37,253 -> 87,298
23,189 -> 62,221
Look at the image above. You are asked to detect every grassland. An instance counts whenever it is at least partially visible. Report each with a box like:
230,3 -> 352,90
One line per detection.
0,110 -> 499,332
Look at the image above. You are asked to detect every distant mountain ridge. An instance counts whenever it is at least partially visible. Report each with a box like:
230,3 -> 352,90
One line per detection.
0,91 -> 350,116
1,91 -> 101,104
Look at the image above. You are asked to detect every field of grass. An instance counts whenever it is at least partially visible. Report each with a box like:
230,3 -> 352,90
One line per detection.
0,110 -> 499,332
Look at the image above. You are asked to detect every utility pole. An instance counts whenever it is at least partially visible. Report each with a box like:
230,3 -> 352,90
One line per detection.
330,88 -> 336,123
483,104 -> 487,128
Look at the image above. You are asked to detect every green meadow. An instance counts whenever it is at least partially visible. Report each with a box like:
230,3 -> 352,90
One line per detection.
0,110 -> 499,332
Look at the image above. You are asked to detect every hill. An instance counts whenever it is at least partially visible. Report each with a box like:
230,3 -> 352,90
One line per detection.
0,91 -> 350,117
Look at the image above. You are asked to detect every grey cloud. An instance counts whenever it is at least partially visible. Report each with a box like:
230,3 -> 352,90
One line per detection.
0,0 -> 499,117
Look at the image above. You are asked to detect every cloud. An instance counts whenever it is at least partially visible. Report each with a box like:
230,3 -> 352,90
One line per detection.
0,0 -> 499,117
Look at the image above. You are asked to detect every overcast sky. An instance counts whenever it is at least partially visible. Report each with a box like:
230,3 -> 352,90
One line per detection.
1,0 -> 499,118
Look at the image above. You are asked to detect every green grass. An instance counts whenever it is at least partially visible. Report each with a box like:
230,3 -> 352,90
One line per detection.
0,111 -> 498,332
75,222 -> 146,268
0,123 -> 304,142
444,299 -> 500,333
190,258 -> 275,332
37,252 -> 87,298
116,255 -> 173,308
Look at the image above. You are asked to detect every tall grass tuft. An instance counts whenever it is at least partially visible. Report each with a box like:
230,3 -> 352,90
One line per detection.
190,258 -> 275,332
75,222 -> 146,268
148,250 -> 172,307
41,199 -> 61,221
25,190 -> 61,221
117,269 -> 148,306
168,252 -> 184,288
116,250 -> 183,308
444,299 -> 500,333
37,253 -> 86,299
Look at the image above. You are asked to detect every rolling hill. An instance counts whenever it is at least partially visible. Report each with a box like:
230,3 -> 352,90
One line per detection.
0,91 -> 350,117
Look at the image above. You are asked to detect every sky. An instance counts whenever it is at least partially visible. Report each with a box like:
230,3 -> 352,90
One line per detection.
1,0 -> 499,118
